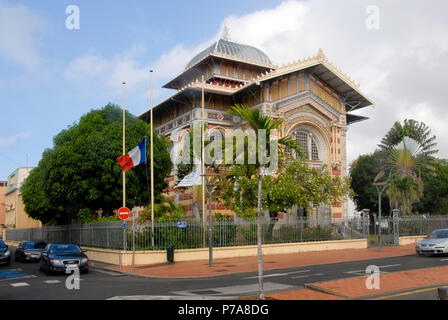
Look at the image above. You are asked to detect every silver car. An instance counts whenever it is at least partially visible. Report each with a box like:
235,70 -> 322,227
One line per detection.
416,229 -> 448,255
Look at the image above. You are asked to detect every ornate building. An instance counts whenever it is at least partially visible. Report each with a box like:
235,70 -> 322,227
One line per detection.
139,39 -> 373,220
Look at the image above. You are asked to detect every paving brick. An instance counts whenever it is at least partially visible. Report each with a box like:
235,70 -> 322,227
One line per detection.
110,244 -> 416,278
267,289 -> 345,300
310,265 -> 448,299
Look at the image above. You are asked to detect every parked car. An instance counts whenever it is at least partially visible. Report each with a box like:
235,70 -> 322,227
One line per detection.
39,243 -> 88,275
0,240 -> 11,266
15,241 -> 47,262
416,229 -> 448,256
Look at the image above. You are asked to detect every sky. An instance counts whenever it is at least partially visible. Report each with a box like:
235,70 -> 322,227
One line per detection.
1,0 -> 448,198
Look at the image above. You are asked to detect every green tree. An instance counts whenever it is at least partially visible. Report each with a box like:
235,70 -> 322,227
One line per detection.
378,119 -> 438,157
350,150 -> 390,213
384,137 -> 430,215
21,104 -> 172,225
417,160 -> 448,214
225,104 -> 298,300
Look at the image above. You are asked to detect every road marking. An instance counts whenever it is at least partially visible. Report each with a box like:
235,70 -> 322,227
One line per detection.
378,264 -> 401,268
313,273 -> 324,276
44,280 -> 61,284
10,282 -> 30,287
0,269 -> 33,280
345,264 -> 401,275
370,285 -> 448,300
243,270 -> 310,279
287,270 -> 311,275
440,258 -> 448,261
244,273 -> 289,279
291,275 -> 309,279
172,282 -> 293,296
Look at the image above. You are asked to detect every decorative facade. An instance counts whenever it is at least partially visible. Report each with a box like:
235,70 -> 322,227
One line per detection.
139,39 -> 373,220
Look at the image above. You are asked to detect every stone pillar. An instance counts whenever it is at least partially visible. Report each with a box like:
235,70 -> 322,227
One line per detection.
340,124 -> 348,219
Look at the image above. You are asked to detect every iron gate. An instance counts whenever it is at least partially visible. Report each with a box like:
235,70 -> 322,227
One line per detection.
370,210 -> 400,247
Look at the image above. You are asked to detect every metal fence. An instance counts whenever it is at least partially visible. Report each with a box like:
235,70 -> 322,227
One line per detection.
5,222 -> 124,250
5,216 -> 356,251
344,214 -> 448,247
7,215 -> 448,250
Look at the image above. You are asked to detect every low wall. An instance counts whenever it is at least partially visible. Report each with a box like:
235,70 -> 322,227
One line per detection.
83,238 -> 368,267
3,236 -> 424,267
399,235 -> 425,246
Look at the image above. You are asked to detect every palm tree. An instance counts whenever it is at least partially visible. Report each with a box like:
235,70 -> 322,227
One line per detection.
379,119 -> 438,157
227,104 -> 297,300
385,136 -> 432,215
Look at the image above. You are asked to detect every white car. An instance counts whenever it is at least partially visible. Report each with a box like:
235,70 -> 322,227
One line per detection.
416,229 -> 448,256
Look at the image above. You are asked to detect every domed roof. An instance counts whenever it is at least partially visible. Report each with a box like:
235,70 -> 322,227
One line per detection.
185,39 -> 273,70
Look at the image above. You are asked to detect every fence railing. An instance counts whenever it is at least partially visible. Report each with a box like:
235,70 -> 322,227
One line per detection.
7,215 -> 447,250
5,217 -> 353,250
398,216 -> 448,237
5,222 -> 124,250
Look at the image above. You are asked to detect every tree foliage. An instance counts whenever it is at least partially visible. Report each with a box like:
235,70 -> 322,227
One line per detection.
417,160 -> 448,214
350,150 -> 390,213
216,158 -> 352,218
378,119 -> 438,157
351,119 -> 440,215
21,104 -> 172,225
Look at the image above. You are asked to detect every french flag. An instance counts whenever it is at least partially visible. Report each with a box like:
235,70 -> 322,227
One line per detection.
116,137 -> 146,172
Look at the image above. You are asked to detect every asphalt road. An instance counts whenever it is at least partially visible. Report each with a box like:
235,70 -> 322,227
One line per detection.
1,247 -> 448,300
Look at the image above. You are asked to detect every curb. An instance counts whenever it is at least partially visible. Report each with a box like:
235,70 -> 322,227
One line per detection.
304,283 -> 350,299
302,265 -> 448,300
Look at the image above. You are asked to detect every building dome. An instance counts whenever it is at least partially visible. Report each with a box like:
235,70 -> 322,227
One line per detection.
185,39 -> 273,70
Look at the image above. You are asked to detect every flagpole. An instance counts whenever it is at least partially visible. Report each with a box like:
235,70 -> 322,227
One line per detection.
201,75 -> 205,246
122,81 -> 127,256
122,82 -> 126,208
150,70 -> 155,248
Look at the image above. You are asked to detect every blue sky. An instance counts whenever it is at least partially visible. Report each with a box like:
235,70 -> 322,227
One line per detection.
1,0 -> 448,184
0,0 -> 278,179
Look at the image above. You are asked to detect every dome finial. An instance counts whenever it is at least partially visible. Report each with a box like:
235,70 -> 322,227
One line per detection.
222,24 -> 231,41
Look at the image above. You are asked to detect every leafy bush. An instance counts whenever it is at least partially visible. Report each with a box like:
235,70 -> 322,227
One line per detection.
77,208 -> 92,224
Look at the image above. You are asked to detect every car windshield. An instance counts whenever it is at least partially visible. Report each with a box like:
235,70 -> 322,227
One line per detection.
0,241 -> 5,248
50,244 -> 81,254
24,241 -> 46,249
427,230 -> 448,239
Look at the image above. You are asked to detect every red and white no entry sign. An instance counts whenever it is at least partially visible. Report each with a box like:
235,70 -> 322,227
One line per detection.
118,207 -> 131,220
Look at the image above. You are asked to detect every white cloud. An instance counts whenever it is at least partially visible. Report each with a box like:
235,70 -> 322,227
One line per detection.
217,0 -> 448,162
64,0 -> 448,163
64,44 -> 149,92
0,130 -> 32,147
0,1 -> 45,70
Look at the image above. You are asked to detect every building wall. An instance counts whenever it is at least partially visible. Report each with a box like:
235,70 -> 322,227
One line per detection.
156,67 -> 353,221
0,182 -> 6,226
4,167 -> 41,229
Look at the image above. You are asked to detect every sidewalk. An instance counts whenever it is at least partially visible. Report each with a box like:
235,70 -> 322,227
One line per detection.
107,244 -> 415,278
267,265 -> 448,300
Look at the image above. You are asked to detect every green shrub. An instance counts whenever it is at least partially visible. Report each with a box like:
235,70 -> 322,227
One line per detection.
77,208 -> 92,224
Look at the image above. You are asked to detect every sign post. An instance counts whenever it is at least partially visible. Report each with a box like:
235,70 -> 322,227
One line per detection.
118,206 -> 130,270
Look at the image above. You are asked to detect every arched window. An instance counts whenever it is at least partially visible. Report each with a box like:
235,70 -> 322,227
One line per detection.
288,130 -> 320,161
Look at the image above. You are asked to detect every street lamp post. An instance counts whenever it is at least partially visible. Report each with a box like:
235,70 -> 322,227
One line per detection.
373,183 -> 387,252
202,173 -> 217,268
373,170 -> 387,252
